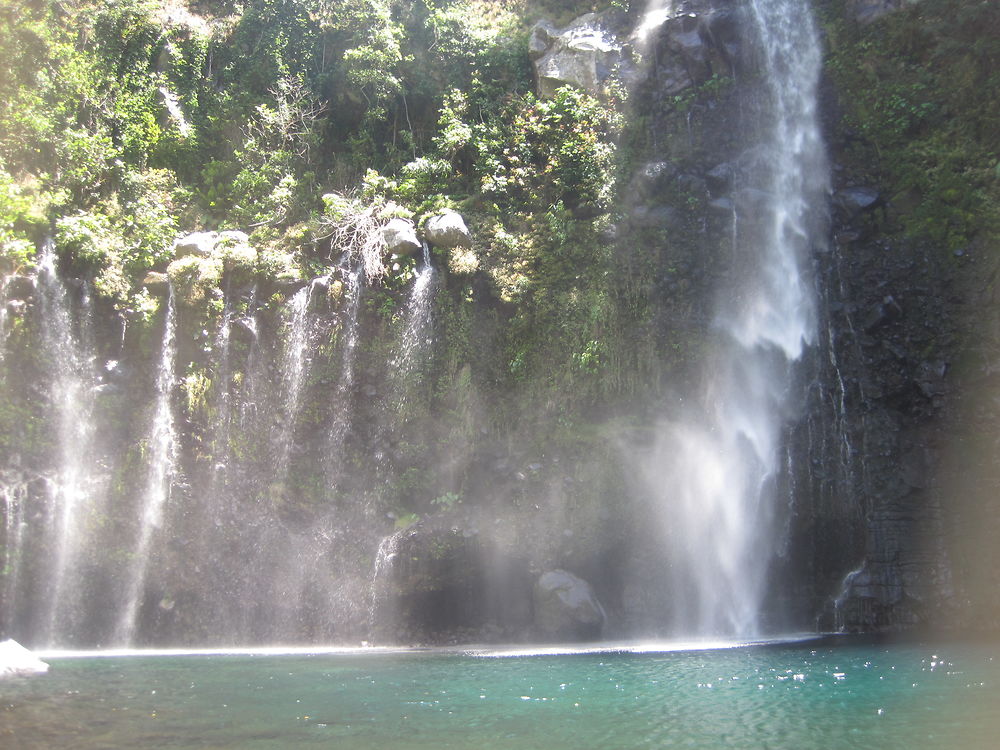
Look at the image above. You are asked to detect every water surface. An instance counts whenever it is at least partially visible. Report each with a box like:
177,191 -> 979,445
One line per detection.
2,639 -> 997,749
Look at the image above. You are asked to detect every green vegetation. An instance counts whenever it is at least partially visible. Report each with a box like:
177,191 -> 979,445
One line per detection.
821,0 -> 1000,251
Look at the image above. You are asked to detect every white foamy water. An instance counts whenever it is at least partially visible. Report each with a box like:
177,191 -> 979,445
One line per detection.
643,0 -> 828,636
392,242 -> 436,376
35,240 -> 101,646
114,290 -> 179,645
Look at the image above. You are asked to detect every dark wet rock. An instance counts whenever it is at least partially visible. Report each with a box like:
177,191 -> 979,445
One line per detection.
704,162 -> 735,196
915,360 -> 947,398
848,0 -> 911,25
900,446 -> 934,489
387,516 -> 534,644
733,187 -> 771,217
862,295 -> 902,332
5,299 -> 26,317
630,204 -> 678,228
4,275 -> 35,301
641,2 -> 742,96
533,569 -> 606,641
708,197 -> 734,214
835,186 -> 882,216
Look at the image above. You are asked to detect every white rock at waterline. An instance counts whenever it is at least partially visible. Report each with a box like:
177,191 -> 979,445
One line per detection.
0,639 -> 49,677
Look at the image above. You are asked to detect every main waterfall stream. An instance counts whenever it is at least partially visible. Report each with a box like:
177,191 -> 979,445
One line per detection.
640,0 -> 827,636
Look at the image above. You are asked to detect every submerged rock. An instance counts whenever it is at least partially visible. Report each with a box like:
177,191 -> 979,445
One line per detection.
0,639 -> 48,678
533,569 -> 606,641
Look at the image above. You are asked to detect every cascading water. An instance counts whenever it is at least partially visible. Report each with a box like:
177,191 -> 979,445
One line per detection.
35,240 -> 101,645
273,284 -> 313,478
114,289 -> 179,645
642,0 -> 828,636
368,528 -> 404,642
0,274 -> 11,358
327,259 -> 362,485
393,241 -> 436,378
0,476 -> 27,636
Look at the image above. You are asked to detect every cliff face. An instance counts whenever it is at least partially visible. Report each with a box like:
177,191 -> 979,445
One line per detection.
1,0 -> 997,646
808,0 -> 1000,632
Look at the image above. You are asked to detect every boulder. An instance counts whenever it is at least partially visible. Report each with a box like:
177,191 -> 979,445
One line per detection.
172,231 -> 218,259
424,211 -> 471,249
530,12 -> 630,99
3,275 -> 35,301
0,639 -> 48,678
640,5 -> 736,96
705,162 -> 736,196
533,569 -> 606,640
848,0 -> 916,25
834,186 -> 881,216
142,271 -> 170,295
217,230 -> 250,247
382,218 -> 422,256
633,160 -> 678,198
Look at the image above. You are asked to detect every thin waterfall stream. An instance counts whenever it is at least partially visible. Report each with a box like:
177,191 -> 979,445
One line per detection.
393,241 -> 436,379
115,290 -> 179,645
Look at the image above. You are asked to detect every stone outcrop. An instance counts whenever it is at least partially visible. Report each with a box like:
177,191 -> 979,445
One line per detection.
172,230 -> 252,260
381,218 -> 422,256
172,231 -> 217,258
423,211 -> 471,249
533,569 -> 606,640
848,0 -> 918,25
142,271 -> 170,295
636,1 -> 742,95
529,11 -> 631,99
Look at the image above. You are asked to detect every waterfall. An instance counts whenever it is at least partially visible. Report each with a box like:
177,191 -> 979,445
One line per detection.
210,294 -> 234,484
35,240 -> 101,645
393,242 -> 436,378
0,476 -> 28,636
0,274 -> 11,359
368,529 -> 404,642
327,260 -> 362,483
643,0 -> 828,636
273,284 -> 313,479
114,290 -> 179,645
